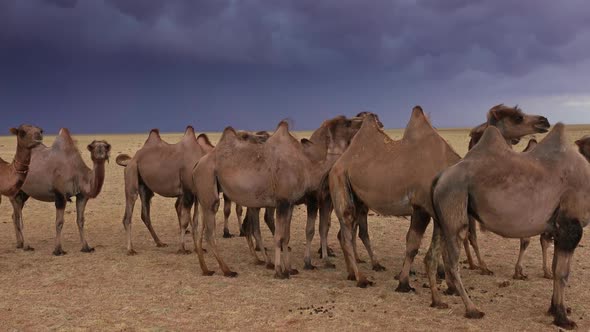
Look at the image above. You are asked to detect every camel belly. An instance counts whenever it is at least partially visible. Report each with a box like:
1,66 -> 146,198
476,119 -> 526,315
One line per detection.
139,167 -> 183,197
217,171 -> 276,208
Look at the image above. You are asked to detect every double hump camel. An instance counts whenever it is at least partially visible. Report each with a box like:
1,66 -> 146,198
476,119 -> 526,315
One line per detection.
328,104 -> 551,290
10,128 -> 110,255
117,126 -> 211,254
192,115 -> 367,278
427,123 -> 589,330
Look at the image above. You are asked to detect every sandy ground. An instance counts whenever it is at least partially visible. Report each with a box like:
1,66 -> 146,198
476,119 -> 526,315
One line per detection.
1,125 -> 590,331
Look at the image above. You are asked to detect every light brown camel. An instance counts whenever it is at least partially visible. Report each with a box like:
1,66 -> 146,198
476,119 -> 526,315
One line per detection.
192,116 -> 364,278
117,126 -> 209,255
576,135 -> 590,161
10,128 -> 110,255
426,123 -> 589,330
329,104 -> 551,290
0,125 -> 43,198
464,108 -> 552,278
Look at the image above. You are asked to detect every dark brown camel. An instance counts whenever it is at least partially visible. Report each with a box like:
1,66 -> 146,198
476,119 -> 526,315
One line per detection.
192,116 -> 365,278
427,123 -> 589,330
329,104 -> 551,290
10,128 -> 110,255
116,126 -> 208,255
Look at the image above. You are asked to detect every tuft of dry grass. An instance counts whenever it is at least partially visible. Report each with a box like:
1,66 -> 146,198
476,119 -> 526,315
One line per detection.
0,125 -> 589,331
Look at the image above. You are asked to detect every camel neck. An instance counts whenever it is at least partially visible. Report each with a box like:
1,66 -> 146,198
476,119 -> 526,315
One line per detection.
86,160 -> 106,198
12,144 -> 32,176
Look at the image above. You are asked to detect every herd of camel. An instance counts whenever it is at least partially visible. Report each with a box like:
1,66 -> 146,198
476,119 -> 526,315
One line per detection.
1,105 -> 590,329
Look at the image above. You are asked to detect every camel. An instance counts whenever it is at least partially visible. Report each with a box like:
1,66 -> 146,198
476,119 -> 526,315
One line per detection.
328,104 -> 551,290
426,123 -> 589,330
192,115 -> 365,278
0,125 -> 43,199
10,128 -> 110,255
117,126 -> 210,255
576,135 -> 590,161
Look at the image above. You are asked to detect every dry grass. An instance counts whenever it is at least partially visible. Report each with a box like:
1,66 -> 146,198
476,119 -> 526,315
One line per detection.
1,125 -> 590,331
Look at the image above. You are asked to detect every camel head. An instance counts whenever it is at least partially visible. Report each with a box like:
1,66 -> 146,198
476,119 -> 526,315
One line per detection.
486,104 -> 550,142
575,135 -> 590,162
9,124 -> 43,149
321,113 -> 381,156
87,140 -> 111,163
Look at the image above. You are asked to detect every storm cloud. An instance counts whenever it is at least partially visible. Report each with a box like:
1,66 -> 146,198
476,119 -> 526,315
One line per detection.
1,0 -> 589,133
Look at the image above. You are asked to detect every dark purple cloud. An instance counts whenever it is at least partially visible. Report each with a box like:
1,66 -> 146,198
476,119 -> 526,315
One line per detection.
1,0 -> 589,133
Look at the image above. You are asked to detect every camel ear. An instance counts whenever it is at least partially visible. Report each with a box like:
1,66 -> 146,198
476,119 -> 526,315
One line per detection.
87,141 -> 96,152
105,143 -> 111,152
10,128 -> 18,135
490,109 -> 500,120
300,138 -> 313,147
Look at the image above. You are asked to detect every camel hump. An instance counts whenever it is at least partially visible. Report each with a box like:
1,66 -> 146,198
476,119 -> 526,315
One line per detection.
276,120 -> 290,131
403,105 -> 434,140
197,133 -> 214,148
116,154 -> 132,167
219,126 -> 238,144
523,138 -> 538,152
184,126 -> 195,136
471,126 -> 510,153
145,129 -> 161,144
53,127 -> 76,148
536,123 -> 566,153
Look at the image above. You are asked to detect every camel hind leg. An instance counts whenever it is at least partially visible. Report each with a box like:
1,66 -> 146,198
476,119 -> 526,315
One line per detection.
356,204 -> 385,272
513,237 -> 530,280
236,204 -> 244,236
466,217 -> 493,275
175,193 -> 194,254
396,206 -> 430,292
10,192 -> 32,250
541,233 -> 553,279
201,197 -> 236,277
303,196 -> 318,270
122,165 -> 140,255
75,195 -> 94,253
139,183 -> 166,248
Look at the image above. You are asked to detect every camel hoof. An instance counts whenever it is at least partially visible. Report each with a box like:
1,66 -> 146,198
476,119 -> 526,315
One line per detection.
156,242 -> 168,248
372,263 -> 387,272
265,262 -> 275,270
81,246 -> 95,253
480,268 -> 494,276
554,318 -> 577,330
290,269 -> 299,275
431,301 -> 449,310
304,263 -> 317,270
347,274 -> 356,281
23,246 -> 35,251
356,278 -> 373,288
512,272 -> 528,280
465,309 -> 485,319
53,249 -> 67,256
255,246 -> 261,252
394,282 -> 416,293
436,270 -> 446,280
222,230 -> 234,239
202,270 -> 215,276
274,271 -> 290,279
127,249 -> 138,256
224,271 -> 238,278
356,259 -> 366,264
543,272 -> 554,280
324,262 -> 336,269
177,249 -> 192,255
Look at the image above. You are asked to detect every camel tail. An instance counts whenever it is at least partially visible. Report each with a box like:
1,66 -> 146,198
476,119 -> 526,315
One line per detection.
116,154 -> 132,167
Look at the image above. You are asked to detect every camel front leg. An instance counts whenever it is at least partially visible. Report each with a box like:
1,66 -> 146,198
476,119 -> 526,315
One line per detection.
513,237 -> 530,280
273,202 -> 293,279
222,194 -> 234,238
303,197 -> 318,270
541,233 -> 553,279
235,204 -> 244,236
318,197 -> 336,268
396,207 -> 430,292
10,193 -> 32,250
425,223 -> 447,309
264,208 -> 276,235
242,208 -> 264,265
75,195 -> 94,253
53,195 -> 67,256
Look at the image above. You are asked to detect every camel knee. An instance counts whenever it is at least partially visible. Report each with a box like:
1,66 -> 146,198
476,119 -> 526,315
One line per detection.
554,218 -> 582,252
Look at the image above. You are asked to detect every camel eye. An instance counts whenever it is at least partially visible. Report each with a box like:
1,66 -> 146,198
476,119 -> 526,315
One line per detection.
514,115 -> 524,123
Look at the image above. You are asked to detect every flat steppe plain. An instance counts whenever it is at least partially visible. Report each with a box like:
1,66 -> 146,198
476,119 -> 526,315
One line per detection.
1,125 -> 589,331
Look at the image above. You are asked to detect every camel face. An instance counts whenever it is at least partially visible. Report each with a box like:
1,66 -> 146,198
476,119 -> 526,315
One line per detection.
576,135 -> 590,161
87,140 -> 111,162
488,104 -> 550,140
10,124 -> 43,148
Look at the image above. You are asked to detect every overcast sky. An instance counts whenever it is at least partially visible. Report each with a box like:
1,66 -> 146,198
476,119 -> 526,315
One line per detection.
1,0 -> 590,133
